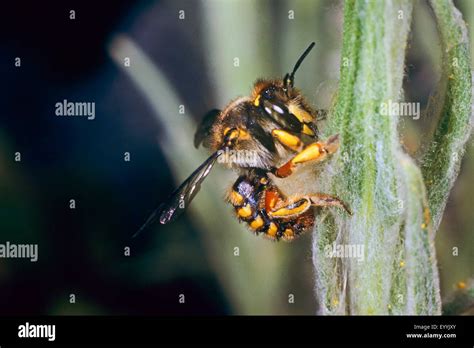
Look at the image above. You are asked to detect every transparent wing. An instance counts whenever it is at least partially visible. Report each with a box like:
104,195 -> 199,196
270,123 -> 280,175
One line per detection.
194,109 -> 221,148
133,151 -> 221,237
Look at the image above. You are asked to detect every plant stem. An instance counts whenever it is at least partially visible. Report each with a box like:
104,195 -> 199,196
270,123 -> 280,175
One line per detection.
313,0 -> 441,315
421,0 -> 472,231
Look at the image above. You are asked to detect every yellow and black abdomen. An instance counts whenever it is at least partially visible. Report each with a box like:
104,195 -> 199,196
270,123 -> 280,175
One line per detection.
227,172 -> 314,241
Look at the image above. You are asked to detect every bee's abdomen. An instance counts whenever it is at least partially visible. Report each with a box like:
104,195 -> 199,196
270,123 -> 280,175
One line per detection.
227,174 -> 314,241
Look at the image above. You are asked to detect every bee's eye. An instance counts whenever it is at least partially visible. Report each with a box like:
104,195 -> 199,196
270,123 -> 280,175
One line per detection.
262,87 -> 275,99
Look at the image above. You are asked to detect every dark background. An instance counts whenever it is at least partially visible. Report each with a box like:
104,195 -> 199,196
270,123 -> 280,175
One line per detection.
0,0 -> 472,315
0,0 -> 229,315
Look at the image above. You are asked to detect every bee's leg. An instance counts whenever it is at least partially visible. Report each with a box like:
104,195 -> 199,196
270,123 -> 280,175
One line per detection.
316,109 -> 328,121
271,129 -> 304,152
308,194 -> 352,215
272,134 -> 339,178
267,197 -> 312,219
268,193 -> 351,219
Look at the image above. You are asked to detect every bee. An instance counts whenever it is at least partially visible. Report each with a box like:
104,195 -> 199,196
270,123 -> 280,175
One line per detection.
136,42 -> 351,241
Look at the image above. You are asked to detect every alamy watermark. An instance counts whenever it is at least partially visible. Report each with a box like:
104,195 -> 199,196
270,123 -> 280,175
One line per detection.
18,322 -> 55,341
380,99 -> 420,120
0,241 -> 38,262
55,99 -> 95,120
217,147 -> 259,166
324,242 -> 365,263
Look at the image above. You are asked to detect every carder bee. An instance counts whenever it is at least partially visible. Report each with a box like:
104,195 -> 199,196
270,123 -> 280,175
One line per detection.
136,42 -> 351,241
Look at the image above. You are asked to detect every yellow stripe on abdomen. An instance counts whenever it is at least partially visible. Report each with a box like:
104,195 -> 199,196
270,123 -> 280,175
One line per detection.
237,204 -> 253,218
249,215 -> 264,230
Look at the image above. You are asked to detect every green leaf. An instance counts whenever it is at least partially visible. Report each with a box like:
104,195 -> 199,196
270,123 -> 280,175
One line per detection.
312,0 -> 443,315
421,0 -> 473,231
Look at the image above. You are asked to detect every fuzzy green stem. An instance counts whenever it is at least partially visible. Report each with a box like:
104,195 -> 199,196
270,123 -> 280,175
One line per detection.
421,0 -> 472,231
313,0 -> 441,315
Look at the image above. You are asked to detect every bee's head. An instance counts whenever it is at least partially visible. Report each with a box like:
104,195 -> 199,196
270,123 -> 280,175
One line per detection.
255,42 -> 316,100
258,83 -> 280,100
252,79 -> 289,107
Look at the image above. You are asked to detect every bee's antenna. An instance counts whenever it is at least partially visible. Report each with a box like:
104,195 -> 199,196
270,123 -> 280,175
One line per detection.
284,42 -> 316,90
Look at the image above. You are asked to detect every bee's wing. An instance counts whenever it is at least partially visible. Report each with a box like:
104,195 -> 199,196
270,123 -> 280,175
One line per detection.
133,151 -> 221,237
194,109 -> 221,148
158,151 -> 220,224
